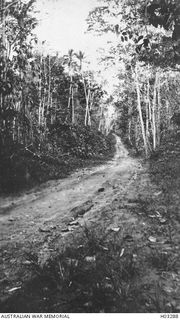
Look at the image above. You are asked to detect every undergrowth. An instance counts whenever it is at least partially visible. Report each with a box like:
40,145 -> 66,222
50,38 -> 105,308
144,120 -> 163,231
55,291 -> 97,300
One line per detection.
1,226 -> 179,313
0,124 -> 115,193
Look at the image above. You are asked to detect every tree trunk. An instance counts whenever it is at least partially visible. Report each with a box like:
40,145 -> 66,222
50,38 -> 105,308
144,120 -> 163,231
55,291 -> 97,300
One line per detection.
152,72 -> 158,150
145,77 -> 152,152
135,64 -> 148,157
45,55 -> 51,130
84,88 -> 90,126
38,54 -> 43,127
98,104 -> 103,131
0,0 -> 5,146
67,73 -> 74,123
157,77 -> 161,146
71,87 -> 75,124
165,100 -> 171,130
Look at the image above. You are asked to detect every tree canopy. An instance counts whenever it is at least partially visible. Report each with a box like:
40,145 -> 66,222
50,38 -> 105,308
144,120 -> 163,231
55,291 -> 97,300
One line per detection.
86,0 -> 180,156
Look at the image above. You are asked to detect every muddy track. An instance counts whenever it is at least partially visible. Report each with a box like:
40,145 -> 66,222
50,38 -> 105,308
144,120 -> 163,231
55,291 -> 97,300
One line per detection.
0,136 -> 158,303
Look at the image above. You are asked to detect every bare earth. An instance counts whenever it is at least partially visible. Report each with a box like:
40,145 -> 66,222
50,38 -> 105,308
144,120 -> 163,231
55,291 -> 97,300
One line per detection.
0,136 -> 180,311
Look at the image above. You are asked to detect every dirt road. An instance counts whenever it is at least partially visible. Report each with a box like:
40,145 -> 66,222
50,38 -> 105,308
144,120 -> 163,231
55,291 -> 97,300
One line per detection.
0,137 -> 139,287
1,135 -> 179,312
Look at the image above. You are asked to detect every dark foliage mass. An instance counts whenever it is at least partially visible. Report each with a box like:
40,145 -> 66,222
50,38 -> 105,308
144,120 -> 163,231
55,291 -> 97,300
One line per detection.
146,0 -> 180,63
0,1 -> 116,194
0,125 -> 115,193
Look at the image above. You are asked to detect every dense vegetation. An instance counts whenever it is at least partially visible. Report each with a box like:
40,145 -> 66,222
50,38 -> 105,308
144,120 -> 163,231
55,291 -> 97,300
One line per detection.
0,0 -> 115,193
1,0 -> 180,190
1,0 -> 180,313
87,0 -> 180,155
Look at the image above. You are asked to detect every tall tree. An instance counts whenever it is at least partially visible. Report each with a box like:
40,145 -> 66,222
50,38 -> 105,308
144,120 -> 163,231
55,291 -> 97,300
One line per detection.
86,0 -> 180,155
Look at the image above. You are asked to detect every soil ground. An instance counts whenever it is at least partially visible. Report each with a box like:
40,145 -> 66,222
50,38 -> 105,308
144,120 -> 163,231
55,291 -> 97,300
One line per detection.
0,134 -> 180,313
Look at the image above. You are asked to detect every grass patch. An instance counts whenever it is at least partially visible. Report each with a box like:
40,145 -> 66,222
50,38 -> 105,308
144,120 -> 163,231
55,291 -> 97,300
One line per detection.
1,225 -> 179,313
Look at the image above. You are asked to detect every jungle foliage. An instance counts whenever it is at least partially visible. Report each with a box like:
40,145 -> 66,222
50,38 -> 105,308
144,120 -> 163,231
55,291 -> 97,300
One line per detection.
0,0 -> 115,193
87,0 -> 180,156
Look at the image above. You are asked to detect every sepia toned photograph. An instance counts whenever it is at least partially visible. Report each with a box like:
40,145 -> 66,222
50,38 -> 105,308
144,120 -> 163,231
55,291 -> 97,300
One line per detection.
0,0 -> 180,314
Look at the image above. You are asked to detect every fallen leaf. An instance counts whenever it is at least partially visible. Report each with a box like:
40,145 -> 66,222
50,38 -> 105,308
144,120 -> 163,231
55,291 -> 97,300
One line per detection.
155,211 -> 161,217
85,256 -> 96,263
165,302 -> 172,308
164,286 -> 173,293
111,227 -> 120,232
100,245 -> 108,251
8,287 -> 21,293
154,191 -> 162,196
120,248 -> 125,257
148,236 -> 157,243
78,245 -> 84,249
84,301 -> 93,307
22,260 -> 32,266
104,282 -> 113,289
133,254 -> 138,261
69,220 -> 79,226
159,218 -> 167,224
